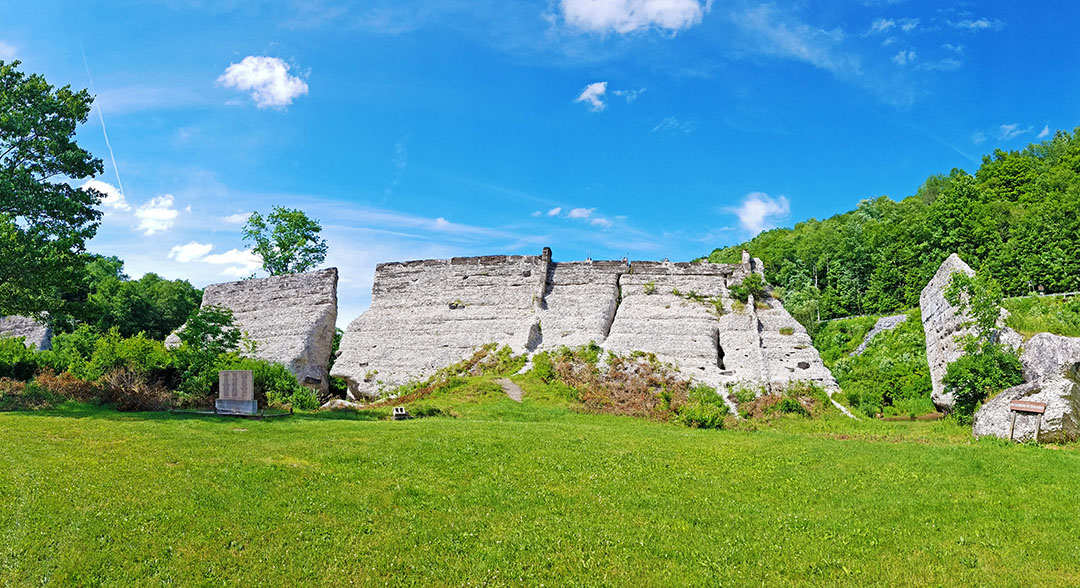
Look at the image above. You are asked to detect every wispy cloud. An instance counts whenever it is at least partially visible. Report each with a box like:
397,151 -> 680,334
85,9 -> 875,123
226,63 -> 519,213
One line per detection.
567,207 -> 595,219
559,0 -> 710,34
971,131 -> 987,145
892,49 -> 916,66
222,212 -> 251,225
612,87 -> 647,102
732,4 -> 860,77
997,123 -> 1032,141
547,207 -> 562,216
1037,125 -> 1050,139
866,18 -> 894,35
652,117 -> 695,134
729,192 -> 790,235
950,18 -> 1004,32
217,56 -> 309,109
575,81 -> 607,111
0,41 -> 16,60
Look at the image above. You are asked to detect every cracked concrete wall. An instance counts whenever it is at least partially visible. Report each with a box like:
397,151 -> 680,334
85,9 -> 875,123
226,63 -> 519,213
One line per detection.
333,254 -> 548,397
334,250 -> 839,402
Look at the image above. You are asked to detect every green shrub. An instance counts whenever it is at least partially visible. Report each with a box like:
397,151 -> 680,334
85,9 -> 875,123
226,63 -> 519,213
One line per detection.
775,397 -> 809,416
943,344 -> 1024,424
222,356 -> 318,410
80,329 -> 172,381
0,379 -> 67,411
407,403 -> 446,418
675,383 -> 729,429
532,351 -> 555,383
729,273 -> 767,304
0,337 -> 42,381
44,324 -> 101,375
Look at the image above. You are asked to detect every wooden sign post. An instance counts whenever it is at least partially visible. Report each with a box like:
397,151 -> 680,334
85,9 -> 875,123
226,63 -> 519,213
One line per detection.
1009,399 -> 1047,442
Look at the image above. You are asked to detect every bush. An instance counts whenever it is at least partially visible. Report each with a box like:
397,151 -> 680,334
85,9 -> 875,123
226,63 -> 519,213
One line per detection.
675,383 -> 729,429
223,356 -> 319,410
82,329 -> 173,381
100,369 -> 174,411
0,379 -> 66,411
0,337 -> 42,380
942,344 -> 1024,423
33,370 -> 100,403
729,273 -> 768,304
532,351 -> 555,383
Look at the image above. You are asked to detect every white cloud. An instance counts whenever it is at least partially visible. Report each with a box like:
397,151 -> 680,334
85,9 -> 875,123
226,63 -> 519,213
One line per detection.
951,18 -> 1004,32
590,217 -> 613,228
433,217 -> 451,229
531,210 -> 542,217
547,207 -> 563,216
82,179 -> 130,212
560,0 -> 709,34
971,131 -> 987,145
942,43 -> 966,54
0,41 -> 16,60
652,117 -> 695,134
567,207 -> 595,219
892,49 -> 916,66
998,123 -> 1031,141
167,241 -> 214,263
612,88 -> 647,103
1038,125 -> 1050,139
135,194 -> 179,235
867,18 -> 894,34
899,18 -> 919,32
203,248 -> 262,270
733,5 -> 859,77
731,192 -> 790,235
918,57 -> 962,71
216,56 -> 309,109
222,212 -> 251,224
220,266 -> 255,278
575,81 -> 607,111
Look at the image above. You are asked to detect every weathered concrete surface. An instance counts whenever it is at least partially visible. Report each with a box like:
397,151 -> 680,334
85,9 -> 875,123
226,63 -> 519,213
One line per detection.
851,314 -> 908,356
920,254 -> 1022,412
974,333 -> 1080,442
333,254 -> 547,398
539,260 -> 625,350
0,316 -> 52,350
334,250 -> 840,412
195,268 -> 338,394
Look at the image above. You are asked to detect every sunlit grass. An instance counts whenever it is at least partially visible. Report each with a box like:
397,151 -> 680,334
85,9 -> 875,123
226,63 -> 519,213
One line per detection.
3,387 -> 1079,586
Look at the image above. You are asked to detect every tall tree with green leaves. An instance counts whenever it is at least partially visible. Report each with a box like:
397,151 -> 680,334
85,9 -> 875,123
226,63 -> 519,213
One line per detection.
242,206 -> 328,276
0,60 -> 104,316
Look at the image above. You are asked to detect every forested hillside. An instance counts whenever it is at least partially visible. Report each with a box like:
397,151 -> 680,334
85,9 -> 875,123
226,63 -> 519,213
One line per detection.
708,128 -> 1080,325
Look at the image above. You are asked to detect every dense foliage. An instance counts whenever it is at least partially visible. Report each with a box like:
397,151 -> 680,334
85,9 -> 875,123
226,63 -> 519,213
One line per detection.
708,128 -> 1080,324
814,310 -> 933,417
0,60 -> 104,316
941,272 -> 1024,422
0,307 -> 317,412
54,255 -> 201,339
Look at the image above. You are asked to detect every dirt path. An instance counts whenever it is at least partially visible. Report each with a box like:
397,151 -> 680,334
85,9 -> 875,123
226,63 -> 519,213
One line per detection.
495,378 -> 523,402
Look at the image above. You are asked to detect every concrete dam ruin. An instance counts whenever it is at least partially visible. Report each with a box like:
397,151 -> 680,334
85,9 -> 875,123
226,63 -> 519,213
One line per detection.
332,248 -> 839,401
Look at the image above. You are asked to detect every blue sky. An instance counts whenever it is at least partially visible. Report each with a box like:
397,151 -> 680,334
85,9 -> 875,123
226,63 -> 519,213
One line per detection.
3,0 -> 1078,324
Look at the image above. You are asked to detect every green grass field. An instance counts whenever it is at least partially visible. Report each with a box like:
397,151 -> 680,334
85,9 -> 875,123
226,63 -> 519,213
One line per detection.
3,386 -> 1080,587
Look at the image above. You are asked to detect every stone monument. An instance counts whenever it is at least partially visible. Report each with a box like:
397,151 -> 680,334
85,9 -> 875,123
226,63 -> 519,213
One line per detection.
216,370 -> 257,415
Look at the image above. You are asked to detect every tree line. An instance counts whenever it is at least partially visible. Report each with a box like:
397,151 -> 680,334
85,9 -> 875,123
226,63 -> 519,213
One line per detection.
708,129 -> 1080,326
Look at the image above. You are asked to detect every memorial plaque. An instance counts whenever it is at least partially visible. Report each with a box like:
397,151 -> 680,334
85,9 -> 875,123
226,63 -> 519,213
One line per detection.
216,370 -> 257,415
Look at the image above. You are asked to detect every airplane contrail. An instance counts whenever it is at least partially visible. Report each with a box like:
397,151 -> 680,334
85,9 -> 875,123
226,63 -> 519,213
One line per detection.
79,42 -> 125,196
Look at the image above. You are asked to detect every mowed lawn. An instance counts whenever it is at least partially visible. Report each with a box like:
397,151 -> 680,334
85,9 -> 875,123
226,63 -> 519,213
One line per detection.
2,398 -> 1079,587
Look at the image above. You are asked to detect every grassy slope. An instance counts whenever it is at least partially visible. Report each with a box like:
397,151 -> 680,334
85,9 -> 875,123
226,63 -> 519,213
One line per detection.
1003,295 -> 1080,339
3,392 -> 1080,586
813,310 -> 934,417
